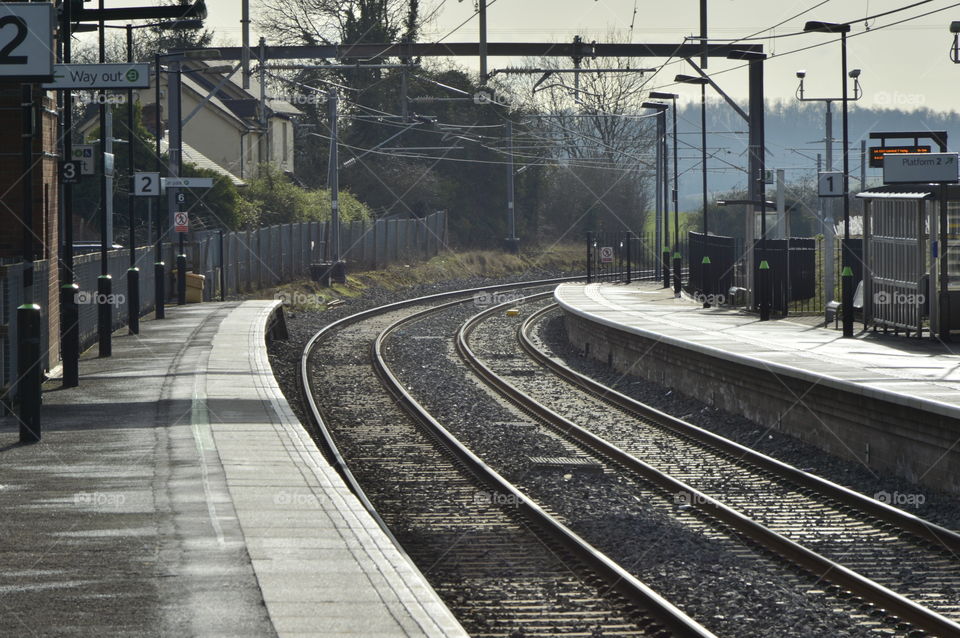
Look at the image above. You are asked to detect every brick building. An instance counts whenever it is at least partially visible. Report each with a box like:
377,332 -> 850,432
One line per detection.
0,83 -> 61,371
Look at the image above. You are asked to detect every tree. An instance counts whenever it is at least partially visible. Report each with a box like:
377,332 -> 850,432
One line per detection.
240,164 -> 371,226
509,53 -> 656,241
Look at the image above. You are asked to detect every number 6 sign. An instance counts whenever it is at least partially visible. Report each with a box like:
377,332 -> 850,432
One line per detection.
0,4 -> 55,81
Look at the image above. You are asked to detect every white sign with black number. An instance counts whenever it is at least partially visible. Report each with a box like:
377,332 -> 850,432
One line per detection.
174,212 -> 189,233
0,4 -> 55,81
60,161 -> 81,184
884,153 -> 960,184
818,171 -> 844,197
599,246 -> 614,264
134,172 -> 160,196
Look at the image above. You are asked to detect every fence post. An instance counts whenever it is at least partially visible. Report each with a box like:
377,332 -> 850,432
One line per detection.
586,232 -> 593,283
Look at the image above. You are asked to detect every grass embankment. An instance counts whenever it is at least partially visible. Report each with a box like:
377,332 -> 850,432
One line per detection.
261,244 -> 584,311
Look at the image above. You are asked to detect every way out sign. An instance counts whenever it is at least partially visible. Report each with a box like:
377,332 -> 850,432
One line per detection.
599,246 -> 614,263
174,212 -> 189,233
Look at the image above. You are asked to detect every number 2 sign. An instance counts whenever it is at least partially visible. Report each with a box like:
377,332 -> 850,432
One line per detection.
134,172 -> 160,196
0,4 -> 55,81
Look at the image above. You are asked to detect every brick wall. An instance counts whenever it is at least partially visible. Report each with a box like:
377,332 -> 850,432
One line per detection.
0,83 -> 61,368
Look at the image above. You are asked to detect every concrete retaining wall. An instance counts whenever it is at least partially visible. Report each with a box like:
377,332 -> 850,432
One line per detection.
563,311 -> 960,494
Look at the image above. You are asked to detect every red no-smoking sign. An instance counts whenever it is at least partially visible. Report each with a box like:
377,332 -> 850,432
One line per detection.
174,211 -> 189,233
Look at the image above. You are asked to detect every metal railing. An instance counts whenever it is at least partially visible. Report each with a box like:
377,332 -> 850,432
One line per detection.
0,212 -> 448,404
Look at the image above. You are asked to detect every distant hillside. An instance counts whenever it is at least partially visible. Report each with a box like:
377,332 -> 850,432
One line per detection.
673,100 -> 960,210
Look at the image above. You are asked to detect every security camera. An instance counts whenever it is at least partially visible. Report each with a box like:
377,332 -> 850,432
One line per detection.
848,68 -> 861,78
796,70 -> 806,79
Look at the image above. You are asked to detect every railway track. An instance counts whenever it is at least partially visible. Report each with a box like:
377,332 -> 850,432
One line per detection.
453,292 -> 960,638
300,280 -> 715,638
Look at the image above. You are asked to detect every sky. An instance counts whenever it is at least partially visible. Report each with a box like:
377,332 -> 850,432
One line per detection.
181,0 -> 960,114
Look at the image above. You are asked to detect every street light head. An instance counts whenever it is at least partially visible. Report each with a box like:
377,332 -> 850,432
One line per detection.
848,68 -> 861,78
804,20 -> 851,34
674,74 -> 709,85
796,70 -> 806,79
649,91 -> 678,100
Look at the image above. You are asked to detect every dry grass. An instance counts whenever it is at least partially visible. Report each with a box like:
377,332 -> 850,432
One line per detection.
258,244 -> 583,309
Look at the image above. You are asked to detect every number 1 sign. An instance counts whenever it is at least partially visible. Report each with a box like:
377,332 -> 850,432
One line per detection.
818,171 -> 844,198
0,4 -> 55,81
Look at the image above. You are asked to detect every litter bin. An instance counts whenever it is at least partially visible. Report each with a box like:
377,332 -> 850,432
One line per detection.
186,273 -> 205,303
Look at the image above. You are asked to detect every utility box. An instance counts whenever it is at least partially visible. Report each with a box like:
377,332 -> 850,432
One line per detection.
186,273 -> 205,303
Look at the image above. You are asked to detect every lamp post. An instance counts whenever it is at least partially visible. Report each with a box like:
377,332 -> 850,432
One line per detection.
650,91 -> 681,294
642,101 -> 670,287
795,66 -> 862,313
728,48 -> 769,320
804,20 -> 855,337
675,74 -> 711,305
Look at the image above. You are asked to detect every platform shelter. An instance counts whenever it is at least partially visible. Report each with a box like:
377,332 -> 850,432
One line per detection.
857,184 -> 960,339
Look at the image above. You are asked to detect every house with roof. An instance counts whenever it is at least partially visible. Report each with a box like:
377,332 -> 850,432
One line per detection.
79,59 -> 301,183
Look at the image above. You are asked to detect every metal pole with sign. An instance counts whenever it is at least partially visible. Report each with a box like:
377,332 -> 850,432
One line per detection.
59,0 -> 80,388
97,0 -> 113,357
126,26 -> 140,335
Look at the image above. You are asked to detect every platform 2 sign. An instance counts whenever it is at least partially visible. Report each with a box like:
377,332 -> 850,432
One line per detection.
134,172 -> 160,196
0,4 -> 55,82
884,153 -> 959,184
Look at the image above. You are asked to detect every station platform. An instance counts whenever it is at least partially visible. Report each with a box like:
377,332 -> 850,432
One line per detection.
555,281 -> 960,493
0,301 -> 466,637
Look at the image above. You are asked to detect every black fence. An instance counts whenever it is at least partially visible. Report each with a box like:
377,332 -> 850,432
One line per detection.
755,238 -> 818,313
586,231 -> 677,284
686,231 -> 822,315
688,232 -> 740,304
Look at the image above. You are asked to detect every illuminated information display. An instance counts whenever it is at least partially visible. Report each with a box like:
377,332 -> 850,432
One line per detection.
870,145 -> 931,168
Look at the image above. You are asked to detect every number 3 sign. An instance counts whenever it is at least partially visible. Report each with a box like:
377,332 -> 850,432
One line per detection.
0,4 -> 55,81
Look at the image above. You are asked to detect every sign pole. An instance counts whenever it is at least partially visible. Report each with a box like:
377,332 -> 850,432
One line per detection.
126,25 -> 139,335
154,53 -> 165,319
940,182 -> 951,342
97,0 -> 113,357
60,0 -> 79,387
19,82 -> 41,442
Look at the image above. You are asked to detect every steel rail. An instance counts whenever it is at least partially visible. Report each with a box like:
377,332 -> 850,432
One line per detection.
373,299 -> 717,638
299,277 -> 580,548
456,293 -> 960,638
519,302 -> 960,556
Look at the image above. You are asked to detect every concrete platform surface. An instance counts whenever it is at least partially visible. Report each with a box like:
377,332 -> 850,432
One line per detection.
0,301 -> 466,638
555,282 -> 960,419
